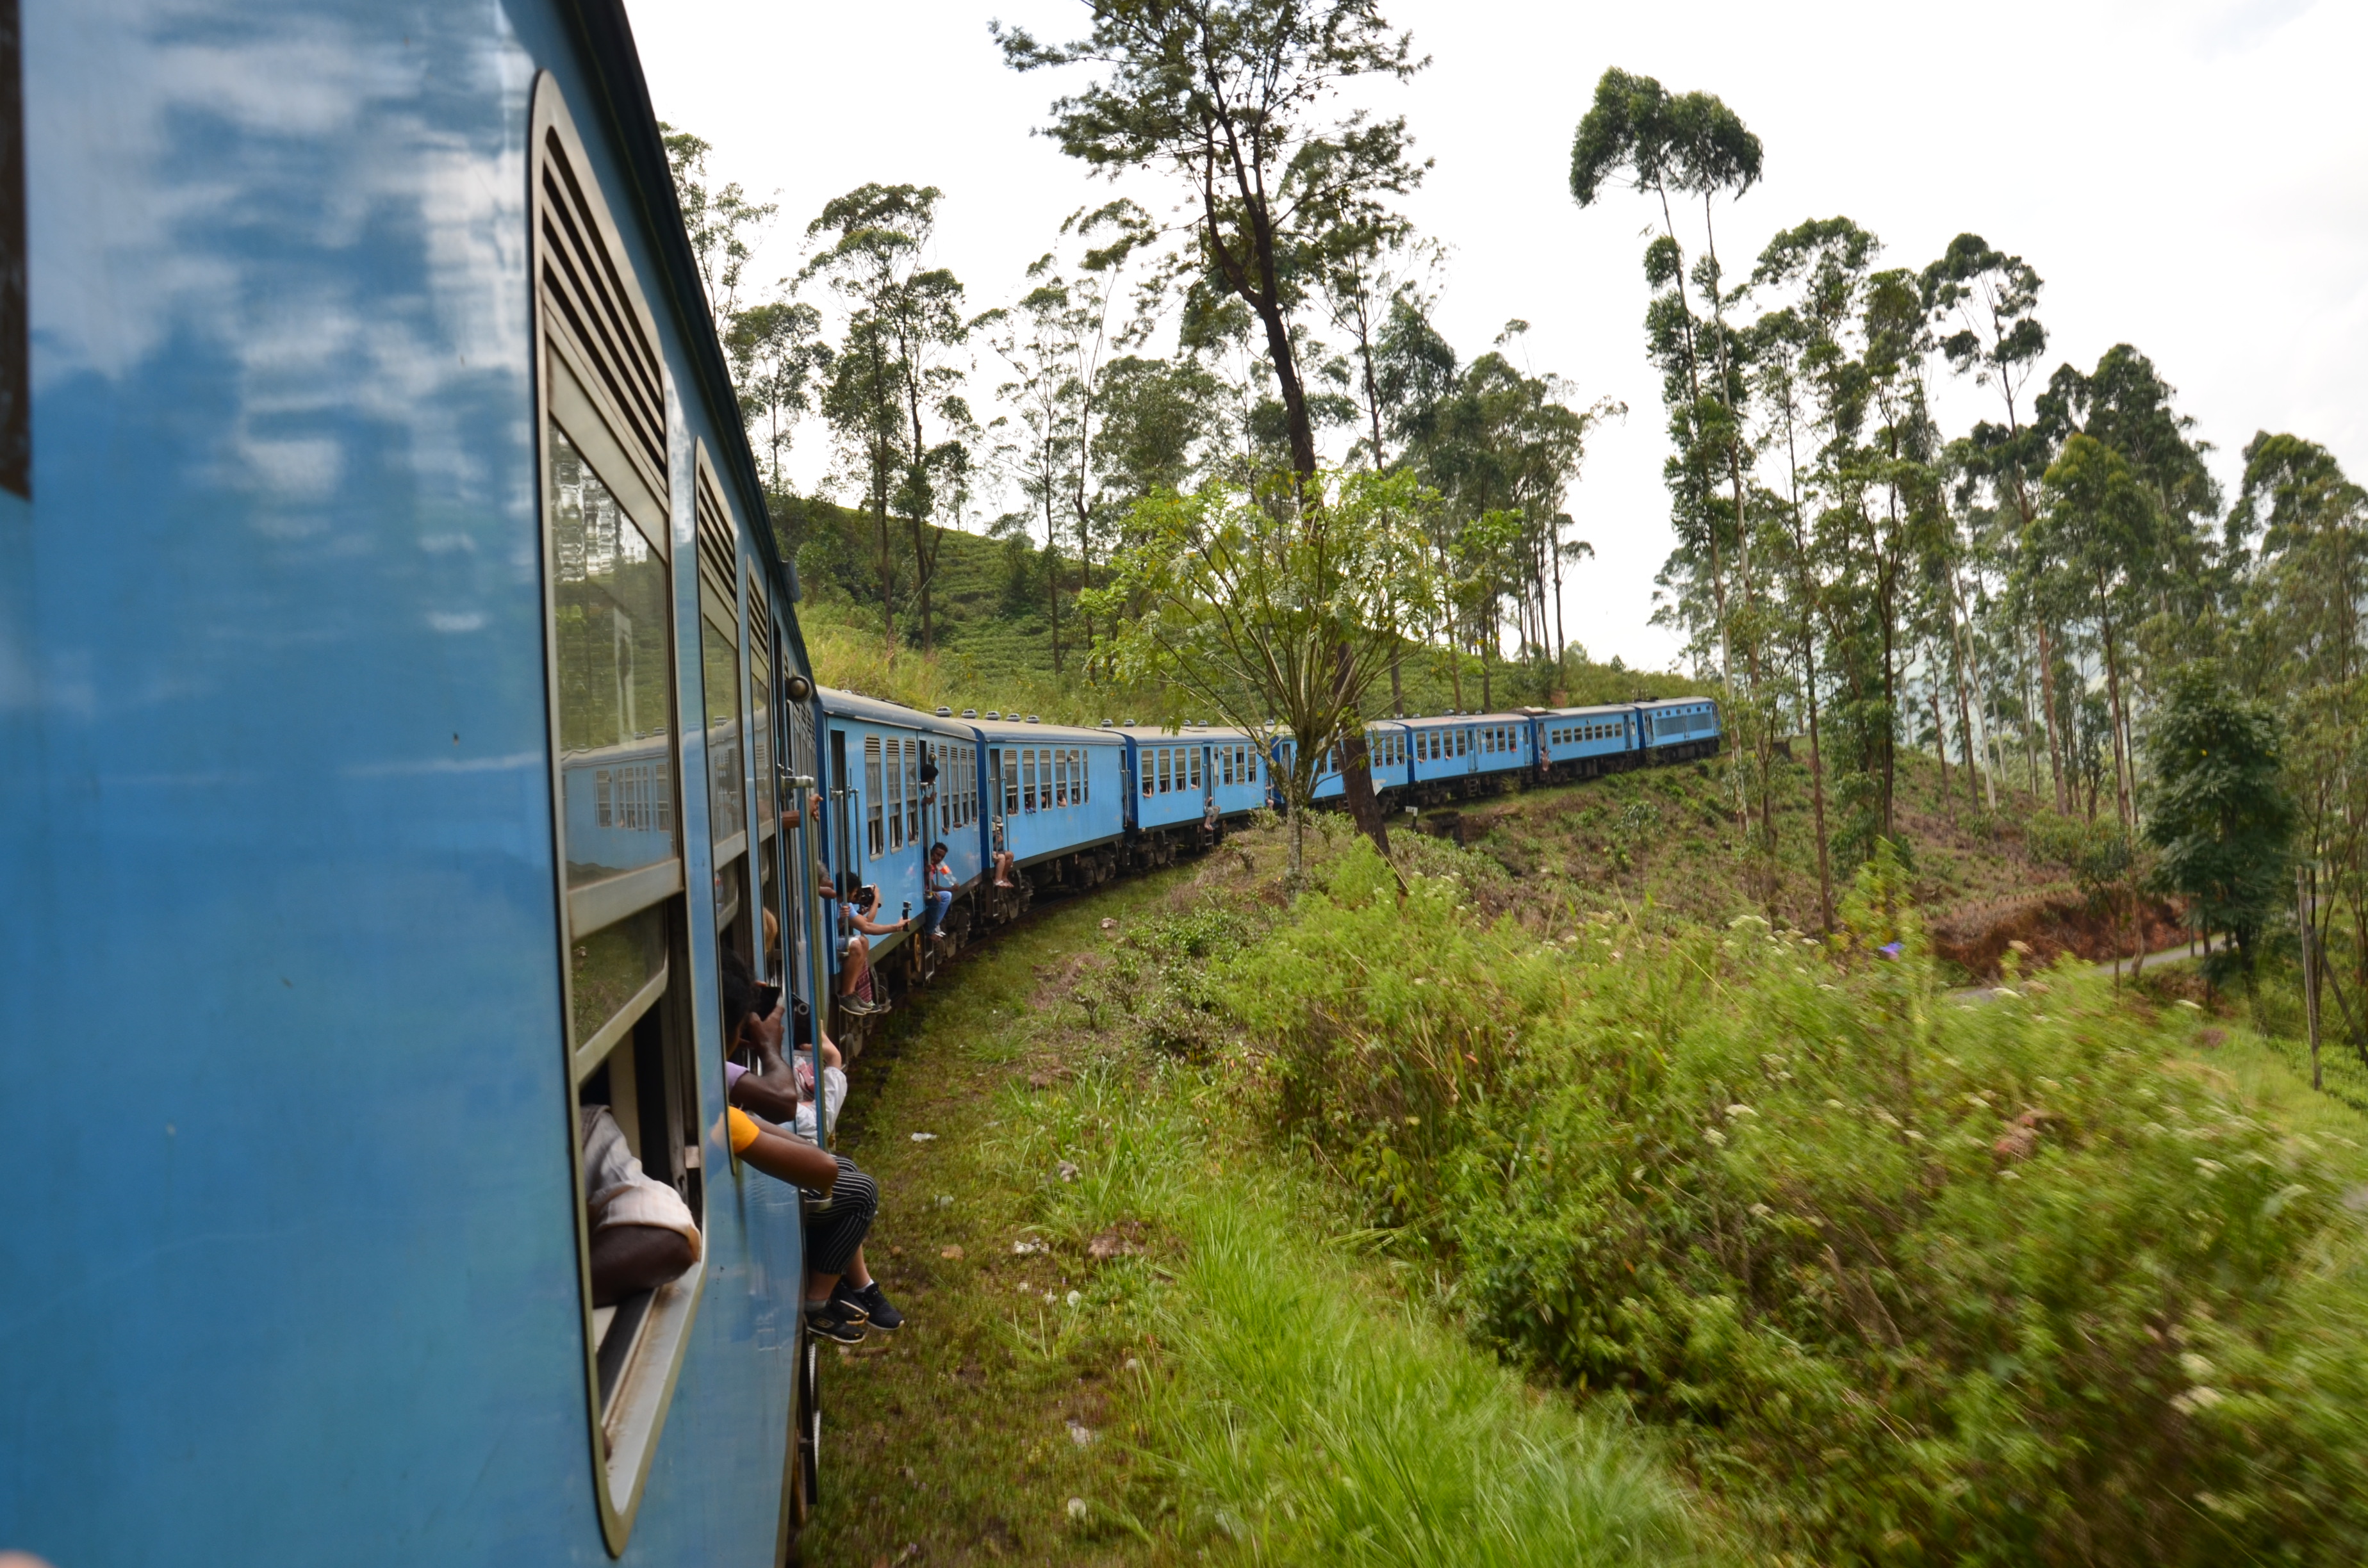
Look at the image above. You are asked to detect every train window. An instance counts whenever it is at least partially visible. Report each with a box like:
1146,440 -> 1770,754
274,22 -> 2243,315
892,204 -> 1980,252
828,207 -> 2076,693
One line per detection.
533,74 -> 714,1549
905,743 -> 921,844
865,739 -> 885,857
1140,751 -> 1154,797
1021,748 -> 1035,813
1003,752 -> 1018,815
1080,749 -> 1089,806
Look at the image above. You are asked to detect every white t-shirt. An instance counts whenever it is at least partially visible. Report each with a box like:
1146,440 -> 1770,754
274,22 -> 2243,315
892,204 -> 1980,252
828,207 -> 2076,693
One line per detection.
579,1106 -> 702,1258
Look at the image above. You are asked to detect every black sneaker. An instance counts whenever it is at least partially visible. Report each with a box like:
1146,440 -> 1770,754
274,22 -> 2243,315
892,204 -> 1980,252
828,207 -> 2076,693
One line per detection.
841,1280 -> 903,1332
804,1296 -> 867,1344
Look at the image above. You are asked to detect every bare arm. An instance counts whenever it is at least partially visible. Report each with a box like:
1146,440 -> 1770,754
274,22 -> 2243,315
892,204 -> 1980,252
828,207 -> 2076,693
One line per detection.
729,1068 -> 803,1124
739,1123 -> 839,1190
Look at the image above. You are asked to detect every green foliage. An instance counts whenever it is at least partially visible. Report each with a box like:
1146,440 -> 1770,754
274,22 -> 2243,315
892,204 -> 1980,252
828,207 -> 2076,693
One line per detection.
1221,841 -> 2368,1565
1086,466 -> 1449,864
2144,663 -> 2295,970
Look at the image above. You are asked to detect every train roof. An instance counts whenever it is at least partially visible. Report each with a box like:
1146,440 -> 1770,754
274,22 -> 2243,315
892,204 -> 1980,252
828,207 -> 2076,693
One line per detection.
1633,696 -> 1718,711
973,716 -> 1127,745
1397,710 -> 1526,728
819,687 -> 980,739
1124,724 -> 1267,742
1542,702 -> 1640,719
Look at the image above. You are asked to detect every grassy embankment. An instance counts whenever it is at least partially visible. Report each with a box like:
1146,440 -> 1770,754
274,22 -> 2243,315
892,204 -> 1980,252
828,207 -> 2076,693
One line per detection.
802,854 -> 1713,1567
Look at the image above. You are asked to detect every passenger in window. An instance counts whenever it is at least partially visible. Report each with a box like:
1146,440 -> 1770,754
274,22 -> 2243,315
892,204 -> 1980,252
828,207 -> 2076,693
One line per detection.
717,962 -> 896,1343
581,1102 -> 702,1307
921,841 -> 955,942
719,956 -> 848,1149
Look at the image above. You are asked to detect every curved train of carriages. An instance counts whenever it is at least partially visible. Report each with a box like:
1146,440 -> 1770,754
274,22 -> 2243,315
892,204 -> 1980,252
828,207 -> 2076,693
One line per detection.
0,3 -> 1717,1563
823,691 -> 1724,1041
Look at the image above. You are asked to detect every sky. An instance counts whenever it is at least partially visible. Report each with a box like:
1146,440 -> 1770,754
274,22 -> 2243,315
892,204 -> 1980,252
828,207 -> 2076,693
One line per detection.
625,0 -> 2368,672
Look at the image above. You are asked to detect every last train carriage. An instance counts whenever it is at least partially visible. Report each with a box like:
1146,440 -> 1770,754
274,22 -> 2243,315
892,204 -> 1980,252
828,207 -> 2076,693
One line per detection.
2,2 -> 842,1562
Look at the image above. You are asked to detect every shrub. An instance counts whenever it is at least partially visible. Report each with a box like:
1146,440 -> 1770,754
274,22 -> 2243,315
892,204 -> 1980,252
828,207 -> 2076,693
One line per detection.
1221,842 -> 2368,1566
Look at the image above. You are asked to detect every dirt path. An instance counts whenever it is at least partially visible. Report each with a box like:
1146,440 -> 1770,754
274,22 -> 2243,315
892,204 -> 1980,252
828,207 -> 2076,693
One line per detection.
796,874 -> 1185,1568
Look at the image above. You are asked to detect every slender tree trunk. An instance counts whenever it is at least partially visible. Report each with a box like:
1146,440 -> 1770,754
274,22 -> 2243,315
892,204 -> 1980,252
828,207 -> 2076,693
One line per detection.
2037,617 -> 2067,813
2094,568 -> 2133,831
1932,675 -> 1953,824
1803,625 -> 1835,933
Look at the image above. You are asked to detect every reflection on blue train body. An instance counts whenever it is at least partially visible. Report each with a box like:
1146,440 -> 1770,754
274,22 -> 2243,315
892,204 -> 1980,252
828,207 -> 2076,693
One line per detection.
563,736 -> 675,879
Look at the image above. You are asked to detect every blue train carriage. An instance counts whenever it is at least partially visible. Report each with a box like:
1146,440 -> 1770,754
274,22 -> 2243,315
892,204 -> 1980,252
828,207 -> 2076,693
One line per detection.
1635,696 -> 1723,764
975,712 -> 1130,890
814,690 -> 983,1006
1121,721 -> 1224,864
3,4 -> 842,1564
1304,720 -> 1412,806
1535,703 -> 1645,780
1395,712 -> 1534,805
1201,726 -> 1275,821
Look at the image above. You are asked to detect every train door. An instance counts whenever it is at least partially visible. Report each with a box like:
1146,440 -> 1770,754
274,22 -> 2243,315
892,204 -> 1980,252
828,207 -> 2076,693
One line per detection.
986,746 -> 1004,860
829,728 -> 853,896
785,692 -> 816,1004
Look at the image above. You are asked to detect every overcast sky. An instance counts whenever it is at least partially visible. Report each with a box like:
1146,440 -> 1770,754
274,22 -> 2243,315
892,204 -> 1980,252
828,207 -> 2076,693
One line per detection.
625,0 -> 2368,672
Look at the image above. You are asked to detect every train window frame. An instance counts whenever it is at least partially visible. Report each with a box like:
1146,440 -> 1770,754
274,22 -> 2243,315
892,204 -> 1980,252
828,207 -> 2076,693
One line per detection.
905,743 -> 920,844
864,738 -> 885,858
531,74 -> 712,1555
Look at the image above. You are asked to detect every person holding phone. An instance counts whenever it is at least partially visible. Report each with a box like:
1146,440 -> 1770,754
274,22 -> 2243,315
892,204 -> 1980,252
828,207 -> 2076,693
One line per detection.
832,880 -> 908,1015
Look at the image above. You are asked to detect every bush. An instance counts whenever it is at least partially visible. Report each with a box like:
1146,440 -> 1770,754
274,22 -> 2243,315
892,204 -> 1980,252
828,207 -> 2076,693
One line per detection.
1220,842 -> 2368,1566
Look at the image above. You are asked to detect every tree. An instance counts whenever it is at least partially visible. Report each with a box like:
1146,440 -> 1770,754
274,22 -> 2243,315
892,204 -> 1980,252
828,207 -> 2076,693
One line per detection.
2226,433 -> 2368,1050
661,124 -> 777,322
982,204 -> 1156,673
1570,67 -> 1764,789
725,300 -> 827,492
998,0 -> 1430,853
2035,434 -> 2160,831
1922,233 -> 2048,813
661,123 -> 819,494
803,184 -> 973,654
1086,468 -> 1446,878
2144,663 -> 2294,981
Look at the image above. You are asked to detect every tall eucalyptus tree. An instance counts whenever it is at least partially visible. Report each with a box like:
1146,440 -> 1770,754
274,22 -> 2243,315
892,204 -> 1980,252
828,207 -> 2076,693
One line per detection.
998,0 -> 1434,852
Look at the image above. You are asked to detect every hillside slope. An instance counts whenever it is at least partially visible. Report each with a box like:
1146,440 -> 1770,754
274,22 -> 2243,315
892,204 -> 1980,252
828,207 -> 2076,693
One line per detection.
775,493 -> 1708,724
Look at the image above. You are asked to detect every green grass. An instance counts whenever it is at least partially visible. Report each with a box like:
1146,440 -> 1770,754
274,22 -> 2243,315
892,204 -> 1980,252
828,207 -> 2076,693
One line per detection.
1019,1059 -> 1711,1567
802,844 -> 1716,1566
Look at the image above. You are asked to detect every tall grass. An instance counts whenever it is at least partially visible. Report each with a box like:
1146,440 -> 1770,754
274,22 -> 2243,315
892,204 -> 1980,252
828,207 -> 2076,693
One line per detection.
1219,841 -> 2368,1566
1001,1054 -> 1718,1566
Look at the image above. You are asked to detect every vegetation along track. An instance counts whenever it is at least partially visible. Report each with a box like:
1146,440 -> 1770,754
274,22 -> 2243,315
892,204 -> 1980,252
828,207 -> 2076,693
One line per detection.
798,830 -> 1712,1568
